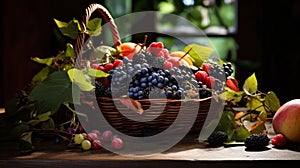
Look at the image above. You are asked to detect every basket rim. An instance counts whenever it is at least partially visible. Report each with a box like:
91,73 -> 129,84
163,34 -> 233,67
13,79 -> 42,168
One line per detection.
97,96 -> 212,103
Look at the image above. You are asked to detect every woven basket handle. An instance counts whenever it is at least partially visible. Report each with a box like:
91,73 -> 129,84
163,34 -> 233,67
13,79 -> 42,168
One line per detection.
74,3 -> 121,67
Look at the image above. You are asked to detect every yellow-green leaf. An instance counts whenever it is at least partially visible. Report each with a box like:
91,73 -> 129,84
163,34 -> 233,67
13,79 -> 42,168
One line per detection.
243,73 -> 258,95
66,43 -> 75,58
32,67 -> 52,83
54,18 -> 82,40
183,44 -> 214,67
87,68 -> 109,78
87,18 -> 102,36
67,68 -> 95,91
265,91 -> 281,112
31,57 -> 53,66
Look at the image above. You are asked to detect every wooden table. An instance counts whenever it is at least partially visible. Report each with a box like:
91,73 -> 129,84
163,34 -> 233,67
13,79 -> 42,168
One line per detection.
1,134 -> 300,168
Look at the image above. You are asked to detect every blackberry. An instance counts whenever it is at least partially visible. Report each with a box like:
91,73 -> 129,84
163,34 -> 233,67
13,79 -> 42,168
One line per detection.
207,131 -> 228,146
244,134 -> 270,150
132,53 -> 147,65
95,81 -> 112,97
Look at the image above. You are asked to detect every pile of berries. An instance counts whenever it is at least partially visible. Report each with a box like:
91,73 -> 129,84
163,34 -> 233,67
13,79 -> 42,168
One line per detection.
91,41 -> 237,100
72,130 -> 124,151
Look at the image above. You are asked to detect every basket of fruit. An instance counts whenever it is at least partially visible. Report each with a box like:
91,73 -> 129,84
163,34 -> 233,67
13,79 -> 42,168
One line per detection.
71,3 -> 235,137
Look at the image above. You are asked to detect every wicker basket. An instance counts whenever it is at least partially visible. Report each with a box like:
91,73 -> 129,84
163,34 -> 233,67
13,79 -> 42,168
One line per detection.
74,3 -> 212,137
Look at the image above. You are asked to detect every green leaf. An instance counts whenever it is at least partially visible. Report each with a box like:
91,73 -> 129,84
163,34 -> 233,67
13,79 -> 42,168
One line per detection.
231,125 -> 251,142
66,43 -> 75,58
258,110 -> 267,121
183,44 -> 214,67
243,73 -> 258,95
86,18 -> 102,36
37,111 -> 51,122
29,71 -> 73,114
246,97 -> 264,111
41,118 -> 55,129
19,132 -> 35,154
219,87 -> 244,102
87,68 -> 109,78
32,67 -> 53,83
54,18 -> 82,40
265,91 -> 281,112
31,57 -> 53,66
67,68 -> 95,91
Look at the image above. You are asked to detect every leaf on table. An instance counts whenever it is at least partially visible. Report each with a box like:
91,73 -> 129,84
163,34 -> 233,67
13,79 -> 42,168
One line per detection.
119,98 -> 144,115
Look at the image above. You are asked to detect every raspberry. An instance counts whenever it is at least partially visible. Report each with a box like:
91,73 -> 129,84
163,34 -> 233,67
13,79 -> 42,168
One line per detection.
207,131 -> 228,146
244,134 -> 270,150
271,134 -> 286,147
195,70 -> 208,82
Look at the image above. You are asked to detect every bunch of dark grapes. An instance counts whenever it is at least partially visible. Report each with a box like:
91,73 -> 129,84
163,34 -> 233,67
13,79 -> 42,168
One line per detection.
132,51 -> 165,69
222,62 -> 234,78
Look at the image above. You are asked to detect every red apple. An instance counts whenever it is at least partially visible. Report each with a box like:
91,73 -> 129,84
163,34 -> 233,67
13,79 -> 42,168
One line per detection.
272,99 -> 300,143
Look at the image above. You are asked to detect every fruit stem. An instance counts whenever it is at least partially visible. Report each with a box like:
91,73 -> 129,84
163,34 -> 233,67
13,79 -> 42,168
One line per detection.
179,47 -> 192,61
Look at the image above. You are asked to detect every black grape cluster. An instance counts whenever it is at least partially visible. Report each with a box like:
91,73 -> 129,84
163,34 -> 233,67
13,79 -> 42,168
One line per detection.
132,51 -> 165,69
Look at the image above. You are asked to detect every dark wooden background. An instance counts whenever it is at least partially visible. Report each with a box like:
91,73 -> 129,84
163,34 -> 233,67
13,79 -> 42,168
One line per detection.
1,0 -> 300,107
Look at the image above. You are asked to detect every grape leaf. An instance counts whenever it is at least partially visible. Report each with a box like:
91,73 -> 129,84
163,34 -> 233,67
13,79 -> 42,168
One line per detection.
183,44 -> 214,67
87,68 -> 109,78
41,118 -> 55,129
243,73 -> 258,95
67,68 -> 95,91
246,97 -> 264,111
219,87 -> 244,102
66,43 -> 75,58
265,91 -> 281,112
29,71 -> 73,115
231,125 -> 251,142
54,18 -> 82,40
32,67 -> 54,83
87,18 -> 102,36
31,57 -> 53,66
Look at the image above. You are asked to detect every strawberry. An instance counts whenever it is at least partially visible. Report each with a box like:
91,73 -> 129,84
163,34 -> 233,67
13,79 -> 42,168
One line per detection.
226,77 -> 239,92
205,76 -> 215,89
104,63 -> 114,72
113,59 -> 123,68
195,70 -> 208,82
202,63 -> 211,74
97,65 -> 106,72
